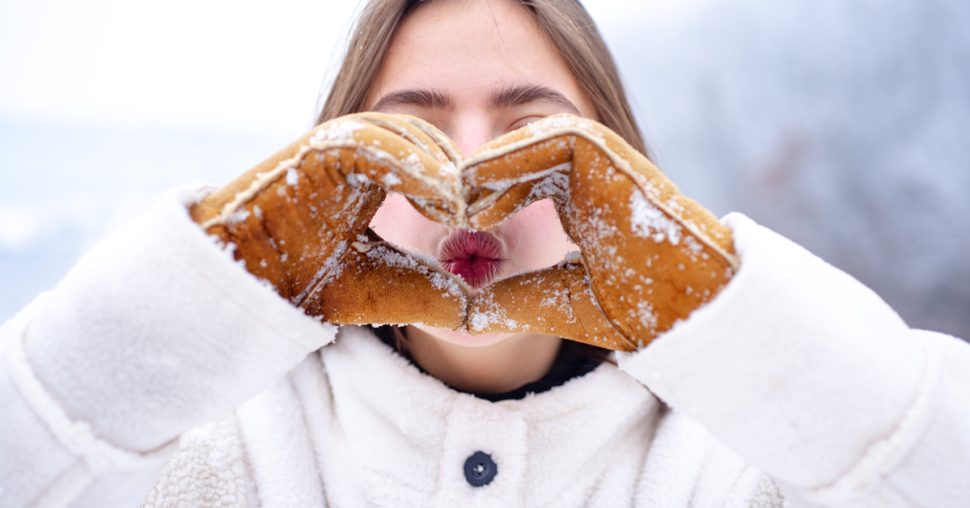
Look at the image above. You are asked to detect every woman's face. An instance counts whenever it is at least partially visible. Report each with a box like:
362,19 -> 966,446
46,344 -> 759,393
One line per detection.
366,0 -> 599,347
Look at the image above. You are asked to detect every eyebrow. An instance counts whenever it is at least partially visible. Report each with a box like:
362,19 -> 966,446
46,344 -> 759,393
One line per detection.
489,84 -> 581,114
371,88 -> 454,112
371,84 -> 581,114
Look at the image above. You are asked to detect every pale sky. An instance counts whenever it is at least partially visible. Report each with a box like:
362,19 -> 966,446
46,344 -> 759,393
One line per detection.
0,0 -> 363,136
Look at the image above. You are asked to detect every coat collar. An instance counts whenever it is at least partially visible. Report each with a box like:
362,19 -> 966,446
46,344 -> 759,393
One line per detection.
274,325 -> 665,506
321,325 -> 657,417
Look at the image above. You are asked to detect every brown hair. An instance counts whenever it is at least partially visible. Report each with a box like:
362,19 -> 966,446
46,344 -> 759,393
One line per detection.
318,0 -> 640,367
317,0 -> 647,155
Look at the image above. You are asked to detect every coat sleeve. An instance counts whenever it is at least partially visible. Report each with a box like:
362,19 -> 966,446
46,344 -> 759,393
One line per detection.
0,186 -> 337,507
615,212 -> 970,508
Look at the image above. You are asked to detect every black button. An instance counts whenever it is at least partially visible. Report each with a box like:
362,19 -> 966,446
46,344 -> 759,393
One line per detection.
463,451 -> 497,487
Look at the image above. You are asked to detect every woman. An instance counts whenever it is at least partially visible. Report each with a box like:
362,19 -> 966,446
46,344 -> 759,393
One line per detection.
2,0 -> 967,506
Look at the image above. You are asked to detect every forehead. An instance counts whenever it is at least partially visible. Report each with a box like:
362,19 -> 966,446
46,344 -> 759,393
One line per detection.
366,0 -> 590,111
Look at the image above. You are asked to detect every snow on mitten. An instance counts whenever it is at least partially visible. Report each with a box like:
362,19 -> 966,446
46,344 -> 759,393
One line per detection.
463,114 -> 740,351
190,113 -> 471,328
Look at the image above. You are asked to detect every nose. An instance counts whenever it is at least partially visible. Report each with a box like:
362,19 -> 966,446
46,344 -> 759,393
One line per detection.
447,113 -> 496,157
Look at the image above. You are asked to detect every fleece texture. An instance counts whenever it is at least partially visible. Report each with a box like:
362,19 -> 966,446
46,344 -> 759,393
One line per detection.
145,326 -> 781,507
1,186 -> 968,507
0,187 -> 336,506
616,213 -> 970,507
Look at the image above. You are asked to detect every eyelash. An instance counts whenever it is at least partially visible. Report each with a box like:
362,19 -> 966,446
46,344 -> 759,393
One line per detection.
508,115 -> 545,131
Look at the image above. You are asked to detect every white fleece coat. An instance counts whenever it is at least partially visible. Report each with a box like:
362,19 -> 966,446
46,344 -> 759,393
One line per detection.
1,187 -> 968,507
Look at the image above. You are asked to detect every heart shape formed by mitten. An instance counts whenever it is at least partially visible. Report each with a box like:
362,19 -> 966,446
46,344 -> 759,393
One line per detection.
196,113 -> 737,352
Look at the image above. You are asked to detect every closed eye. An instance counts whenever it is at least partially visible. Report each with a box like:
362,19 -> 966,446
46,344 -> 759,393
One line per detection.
508,115 -> 546,131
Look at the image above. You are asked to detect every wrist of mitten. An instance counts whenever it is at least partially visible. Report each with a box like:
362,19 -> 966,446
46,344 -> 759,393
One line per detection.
22,186 -> 333,452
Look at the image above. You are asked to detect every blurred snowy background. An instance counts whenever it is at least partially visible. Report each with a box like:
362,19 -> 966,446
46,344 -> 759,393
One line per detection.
2,0 -> 968,339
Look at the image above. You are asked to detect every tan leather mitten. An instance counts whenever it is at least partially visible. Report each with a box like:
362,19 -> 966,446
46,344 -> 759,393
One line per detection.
190,112 -> 472,328
463,114 -> 740,351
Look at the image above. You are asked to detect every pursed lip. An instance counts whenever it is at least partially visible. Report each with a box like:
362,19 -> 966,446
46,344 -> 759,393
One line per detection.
438,229 -> 506,289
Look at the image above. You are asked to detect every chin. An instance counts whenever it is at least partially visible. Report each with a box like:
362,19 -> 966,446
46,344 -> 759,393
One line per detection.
411,325 -> 517,348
